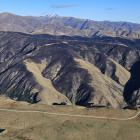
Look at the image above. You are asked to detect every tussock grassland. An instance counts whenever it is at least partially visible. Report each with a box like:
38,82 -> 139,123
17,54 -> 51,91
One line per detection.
0,97 -> 139,140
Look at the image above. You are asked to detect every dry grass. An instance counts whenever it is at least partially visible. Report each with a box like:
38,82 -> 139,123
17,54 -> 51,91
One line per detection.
109,59 -> 130,86
75,58 -> 124,108
24,59 -> 71,105
0,97 -> 139,140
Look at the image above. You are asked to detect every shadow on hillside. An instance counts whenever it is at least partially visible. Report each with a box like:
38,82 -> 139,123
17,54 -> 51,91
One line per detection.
123,61 -> 140,107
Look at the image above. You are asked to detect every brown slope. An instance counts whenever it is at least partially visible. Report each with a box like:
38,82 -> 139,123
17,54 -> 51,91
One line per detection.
108,59 -> 130,86
24,59 -> 71,105
75,58 -> 124,108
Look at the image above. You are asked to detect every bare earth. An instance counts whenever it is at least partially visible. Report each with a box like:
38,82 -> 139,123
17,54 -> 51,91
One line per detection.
0,97 -> 140,140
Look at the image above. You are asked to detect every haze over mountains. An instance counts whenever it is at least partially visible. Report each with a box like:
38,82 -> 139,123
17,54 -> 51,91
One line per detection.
0,12 -> 140,39
0,13 -> 140,108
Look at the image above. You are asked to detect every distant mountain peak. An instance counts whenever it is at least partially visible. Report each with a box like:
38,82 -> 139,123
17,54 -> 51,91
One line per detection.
45,13 -> 59,17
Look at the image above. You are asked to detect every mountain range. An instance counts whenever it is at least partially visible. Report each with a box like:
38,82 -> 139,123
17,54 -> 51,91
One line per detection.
0,12 -> 140,39
0,13 -> 140,108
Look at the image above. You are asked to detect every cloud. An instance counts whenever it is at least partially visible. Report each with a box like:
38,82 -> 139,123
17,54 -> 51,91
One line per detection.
105,8 -> 114,11
51,4 -> 77,9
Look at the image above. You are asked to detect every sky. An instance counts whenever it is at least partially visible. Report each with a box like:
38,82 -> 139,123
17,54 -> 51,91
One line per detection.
0,0 -> 140,23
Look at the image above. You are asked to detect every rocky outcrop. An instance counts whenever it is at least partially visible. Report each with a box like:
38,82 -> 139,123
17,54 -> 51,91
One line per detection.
0,31 -> 139,108
0,129 -> 7,135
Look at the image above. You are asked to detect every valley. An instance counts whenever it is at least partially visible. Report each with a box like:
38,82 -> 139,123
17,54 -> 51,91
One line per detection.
0,0 -> 140,139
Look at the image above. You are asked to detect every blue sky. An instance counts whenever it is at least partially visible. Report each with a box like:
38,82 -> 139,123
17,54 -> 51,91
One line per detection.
0,0 -> 140,23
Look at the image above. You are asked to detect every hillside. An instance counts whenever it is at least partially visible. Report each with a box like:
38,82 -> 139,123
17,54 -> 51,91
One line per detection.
0,31 -> 139,107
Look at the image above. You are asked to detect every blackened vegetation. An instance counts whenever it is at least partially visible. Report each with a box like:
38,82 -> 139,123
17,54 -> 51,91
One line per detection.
0,32 -> 139,107
124,61 -> 140,107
